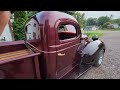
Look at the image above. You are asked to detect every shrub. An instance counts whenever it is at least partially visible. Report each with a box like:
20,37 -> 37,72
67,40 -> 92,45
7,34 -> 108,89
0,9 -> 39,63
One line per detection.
102,22 -> 111,28
12,11 -> 28,40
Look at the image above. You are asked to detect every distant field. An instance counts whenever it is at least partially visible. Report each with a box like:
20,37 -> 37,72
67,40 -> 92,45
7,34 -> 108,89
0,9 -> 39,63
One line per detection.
83,30 -> 103,38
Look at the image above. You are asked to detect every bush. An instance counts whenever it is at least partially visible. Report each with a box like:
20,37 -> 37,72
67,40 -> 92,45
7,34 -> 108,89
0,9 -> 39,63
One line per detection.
102,22 -> 111,28
12,11 -> 28,40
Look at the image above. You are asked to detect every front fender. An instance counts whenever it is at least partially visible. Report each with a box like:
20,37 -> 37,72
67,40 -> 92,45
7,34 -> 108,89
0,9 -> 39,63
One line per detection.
81,40 -> 105,64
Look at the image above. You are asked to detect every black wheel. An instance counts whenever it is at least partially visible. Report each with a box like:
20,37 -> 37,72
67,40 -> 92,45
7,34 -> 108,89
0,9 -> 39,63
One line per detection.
94,49 -> 104,67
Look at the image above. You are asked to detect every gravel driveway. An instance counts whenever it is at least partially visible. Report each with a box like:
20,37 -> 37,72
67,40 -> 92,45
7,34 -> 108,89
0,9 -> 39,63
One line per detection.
79,31 -> 120,79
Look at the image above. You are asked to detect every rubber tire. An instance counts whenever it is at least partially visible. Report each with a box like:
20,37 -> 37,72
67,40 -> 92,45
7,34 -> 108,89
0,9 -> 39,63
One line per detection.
94,49 -> 104,67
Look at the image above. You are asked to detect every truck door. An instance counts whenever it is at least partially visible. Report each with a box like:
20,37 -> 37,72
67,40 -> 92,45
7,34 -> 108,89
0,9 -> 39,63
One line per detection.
55,19 -> 81,78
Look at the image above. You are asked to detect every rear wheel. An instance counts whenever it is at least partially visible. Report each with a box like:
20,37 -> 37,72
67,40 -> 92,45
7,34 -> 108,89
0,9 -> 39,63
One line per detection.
94,49 -> 104,67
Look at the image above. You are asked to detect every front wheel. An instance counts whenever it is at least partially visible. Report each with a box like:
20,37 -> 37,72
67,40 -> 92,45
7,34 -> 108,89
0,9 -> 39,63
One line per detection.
94,49 -> 104,67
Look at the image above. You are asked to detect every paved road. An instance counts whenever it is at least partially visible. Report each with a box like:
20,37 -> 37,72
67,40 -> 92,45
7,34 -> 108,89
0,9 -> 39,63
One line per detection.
79,31 -> 120,79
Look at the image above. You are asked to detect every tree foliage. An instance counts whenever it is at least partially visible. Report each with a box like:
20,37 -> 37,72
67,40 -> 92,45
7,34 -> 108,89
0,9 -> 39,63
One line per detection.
12,11 -> 28,40
73,12 -> 86,28
97,16 -> 110,26
86,18 -> 97,26
60,11 -> 86,28
26,11 -> 39,18
112,18 -> 120,25
102,22 -> 111,28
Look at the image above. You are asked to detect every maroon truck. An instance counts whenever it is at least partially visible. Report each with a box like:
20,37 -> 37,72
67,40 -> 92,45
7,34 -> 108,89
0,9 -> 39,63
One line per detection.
0,11 -> 105,79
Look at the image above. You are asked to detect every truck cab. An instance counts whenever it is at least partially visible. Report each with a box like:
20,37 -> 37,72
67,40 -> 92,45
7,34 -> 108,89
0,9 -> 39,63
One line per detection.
0,11 -> 105,79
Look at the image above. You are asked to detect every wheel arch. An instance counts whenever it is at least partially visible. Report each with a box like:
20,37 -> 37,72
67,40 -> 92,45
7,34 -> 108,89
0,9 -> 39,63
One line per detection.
79,40 -> 105,65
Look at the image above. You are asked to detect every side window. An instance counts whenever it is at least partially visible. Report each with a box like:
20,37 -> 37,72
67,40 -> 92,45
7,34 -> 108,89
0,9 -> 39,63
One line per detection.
58,24 -> 77,40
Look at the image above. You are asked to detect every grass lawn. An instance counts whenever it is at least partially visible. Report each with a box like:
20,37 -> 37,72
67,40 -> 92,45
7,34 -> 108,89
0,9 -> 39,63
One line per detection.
100,28 -> 120,31
81,28 -> 120,39
83,30 -> 103,38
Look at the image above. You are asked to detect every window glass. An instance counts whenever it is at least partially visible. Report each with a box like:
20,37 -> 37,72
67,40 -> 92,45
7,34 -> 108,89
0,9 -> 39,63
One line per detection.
58,24 -> 77,40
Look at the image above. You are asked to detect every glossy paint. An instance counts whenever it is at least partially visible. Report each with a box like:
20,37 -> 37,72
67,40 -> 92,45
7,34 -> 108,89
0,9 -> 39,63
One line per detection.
24,11 -> 82,78
24,11 -> 105,79
81,40 -> 105,65
55,19 -> 81,78
0,58 -> 36,79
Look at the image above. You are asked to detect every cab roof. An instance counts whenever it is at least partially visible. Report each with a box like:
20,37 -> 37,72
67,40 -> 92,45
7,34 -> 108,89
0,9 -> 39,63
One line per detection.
35,11 -> 78,26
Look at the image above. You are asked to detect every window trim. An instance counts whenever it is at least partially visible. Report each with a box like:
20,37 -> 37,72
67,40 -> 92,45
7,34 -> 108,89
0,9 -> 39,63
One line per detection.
56,19 -> 80,43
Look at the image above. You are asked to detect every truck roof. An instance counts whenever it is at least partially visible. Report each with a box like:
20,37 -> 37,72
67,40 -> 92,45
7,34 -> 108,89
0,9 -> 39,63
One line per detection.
35,11 -> 78,26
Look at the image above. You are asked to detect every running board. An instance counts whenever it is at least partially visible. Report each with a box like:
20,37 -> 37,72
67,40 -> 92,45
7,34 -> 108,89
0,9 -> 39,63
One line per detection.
61,65 -> 92,79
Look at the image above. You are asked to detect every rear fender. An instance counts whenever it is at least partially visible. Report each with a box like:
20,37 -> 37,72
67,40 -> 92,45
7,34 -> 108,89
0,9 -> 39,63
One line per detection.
80,40 -> 105,64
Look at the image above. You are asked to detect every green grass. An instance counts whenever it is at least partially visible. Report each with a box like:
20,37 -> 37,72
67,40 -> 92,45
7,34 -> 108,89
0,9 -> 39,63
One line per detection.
81,28 -> 120,39
100,28 -> 120,31
83,30 -> 103,38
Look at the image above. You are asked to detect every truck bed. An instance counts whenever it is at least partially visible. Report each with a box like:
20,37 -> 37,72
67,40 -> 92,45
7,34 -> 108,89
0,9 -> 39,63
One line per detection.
0,40 -> 41,79
0,49 -> 33,60
0,48 -> 40,65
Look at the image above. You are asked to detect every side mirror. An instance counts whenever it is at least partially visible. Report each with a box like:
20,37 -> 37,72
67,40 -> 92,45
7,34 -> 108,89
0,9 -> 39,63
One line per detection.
92,35 -> 99,41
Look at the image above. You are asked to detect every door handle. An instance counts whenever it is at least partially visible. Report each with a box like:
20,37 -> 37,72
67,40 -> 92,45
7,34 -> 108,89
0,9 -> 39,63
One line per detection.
57,53 -> 65,56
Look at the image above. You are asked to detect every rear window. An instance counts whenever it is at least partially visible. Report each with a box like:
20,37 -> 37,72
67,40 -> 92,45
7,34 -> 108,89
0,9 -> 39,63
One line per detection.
25,18 -> 41,40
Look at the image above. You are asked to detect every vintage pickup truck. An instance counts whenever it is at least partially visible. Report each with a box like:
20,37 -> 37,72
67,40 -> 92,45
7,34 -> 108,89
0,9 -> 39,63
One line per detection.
0,11 -> 105,79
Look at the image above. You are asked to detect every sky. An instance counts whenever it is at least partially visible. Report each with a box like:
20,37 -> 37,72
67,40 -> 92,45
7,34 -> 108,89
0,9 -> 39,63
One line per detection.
79,11 -> 120,19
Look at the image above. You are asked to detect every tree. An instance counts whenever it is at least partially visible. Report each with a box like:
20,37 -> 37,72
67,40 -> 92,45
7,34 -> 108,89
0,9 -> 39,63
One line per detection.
12,11 -> 28,40
60,11 -> 86,28
26,11 -> 39,18
86,18 -> 97,26
112,18 -> 120,25
73,12 -> 86,28
98,16 -> 110,26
